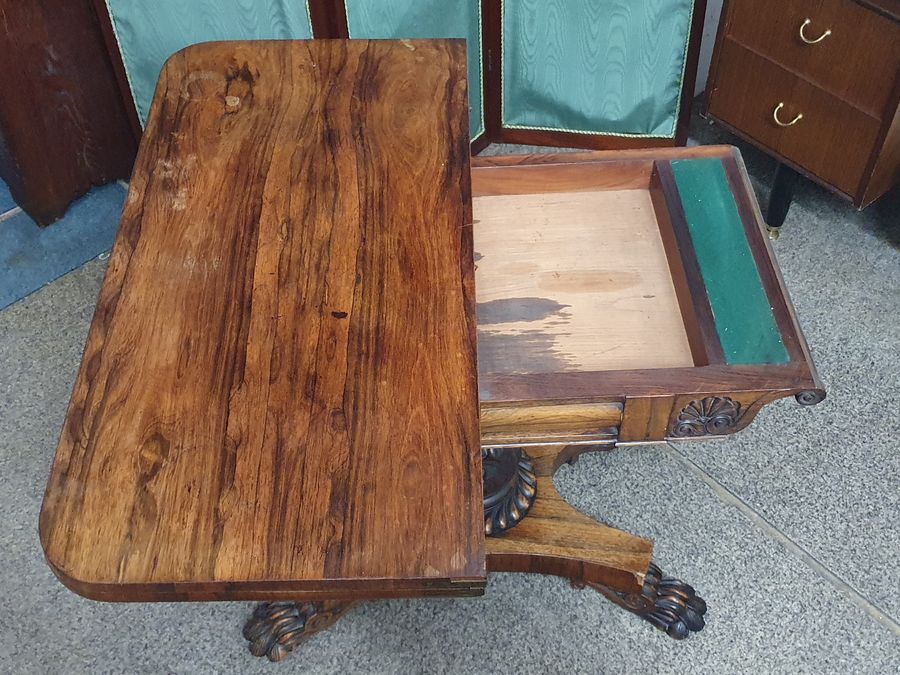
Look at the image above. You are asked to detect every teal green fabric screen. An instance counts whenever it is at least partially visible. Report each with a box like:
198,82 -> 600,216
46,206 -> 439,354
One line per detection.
671,158 -> 790,365
502,0 -> 694,137
344,0 -> 484,140
105,0 -> 313,124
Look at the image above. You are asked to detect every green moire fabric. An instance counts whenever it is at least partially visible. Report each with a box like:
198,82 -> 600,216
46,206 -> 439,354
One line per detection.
106,0 -> 313,124
345,0 -> 484,139
502,0 -> 695,137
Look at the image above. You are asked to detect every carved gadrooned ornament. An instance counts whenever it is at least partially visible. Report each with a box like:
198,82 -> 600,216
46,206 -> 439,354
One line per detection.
482,448 -> 537,536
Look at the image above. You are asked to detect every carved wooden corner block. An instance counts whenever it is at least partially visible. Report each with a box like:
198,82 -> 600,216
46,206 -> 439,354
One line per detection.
667,388 -> 825,440
670,396 -> 744,438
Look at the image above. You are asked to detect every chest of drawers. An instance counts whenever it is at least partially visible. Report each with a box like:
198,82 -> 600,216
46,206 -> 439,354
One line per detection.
706,0 -> 900,222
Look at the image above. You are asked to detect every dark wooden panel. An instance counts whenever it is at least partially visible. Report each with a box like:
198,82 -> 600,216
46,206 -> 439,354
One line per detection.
480,362 -> 819,404
0,0 -> 137,225
40,40 -> 484,602
854,0 -> 900,21
726,0 -> 900,118
708,38 -> 882,195
308,0 -> 350,37
861,83 -> 900,206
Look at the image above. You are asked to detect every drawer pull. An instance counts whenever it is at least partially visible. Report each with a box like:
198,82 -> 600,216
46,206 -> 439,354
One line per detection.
773,102 -> 803,127
800,18 -> 832,44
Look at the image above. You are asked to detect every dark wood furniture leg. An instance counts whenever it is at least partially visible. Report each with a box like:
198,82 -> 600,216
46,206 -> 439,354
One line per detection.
485,445 -> 707,641
242,443 -> 706,662
577,562 -> 707,640
766,162 -> 801,231
244,601 -> 358,662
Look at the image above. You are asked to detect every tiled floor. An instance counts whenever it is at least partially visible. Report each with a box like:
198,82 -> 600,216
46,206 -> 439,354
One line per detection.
1,119 -> 898,673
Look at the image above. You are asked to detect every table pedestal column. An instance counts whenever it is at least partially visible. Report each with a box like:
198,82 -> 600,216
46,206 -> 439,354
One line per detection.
243,444 -> 707,661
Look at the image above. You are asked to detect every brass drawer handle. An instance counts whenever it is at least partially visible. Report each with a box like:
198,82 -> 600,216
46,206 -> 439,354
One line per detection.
800,18 -> 831,44
773,102 -> 803,127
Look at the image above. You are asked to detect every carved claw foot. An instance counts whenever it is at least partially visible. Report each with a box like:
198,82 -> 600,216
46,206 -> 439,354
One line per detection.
584,562 -> 707,640
243,601 -> 355,661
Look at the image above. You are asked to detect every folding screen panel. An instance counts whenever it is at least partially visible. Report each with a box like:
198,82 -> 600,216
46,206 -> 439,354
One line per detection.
98,0 -> 704,149
500,0 -> 696,141
344,0 -> 485,141
103,0 -> 313,124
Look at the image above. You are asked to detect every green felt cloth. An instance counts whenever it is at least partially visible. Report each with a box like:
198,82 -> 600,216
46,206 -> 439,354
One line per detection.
671,158 -> 790,365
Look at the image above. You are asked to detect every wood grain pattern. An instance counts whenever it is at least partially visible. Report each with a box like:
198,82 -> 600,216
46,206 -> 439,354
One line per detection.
726,0 -> 900,119
473,174 -> 695,376
40,39 -> 485,602
709,38 -> 882,196
619,397 -> 676,442
343,0 -> 485,140
0,0 -> 137,224
472,147 -> 822,449
104,0 -> 315,124
486,445 -> 653,594
480,402 -> 622,447
473,148 -> 821,426
707,0 -> 899,207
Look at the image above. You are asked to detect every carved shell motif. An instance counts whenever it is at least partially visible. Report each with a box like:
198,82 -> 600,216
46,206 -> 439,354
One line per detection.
671,396 -> 743,438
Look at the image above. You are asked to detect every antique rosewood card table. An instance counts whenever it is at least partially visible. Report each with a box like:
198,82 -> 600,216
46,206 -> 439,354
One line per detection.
39,40 -> 824,662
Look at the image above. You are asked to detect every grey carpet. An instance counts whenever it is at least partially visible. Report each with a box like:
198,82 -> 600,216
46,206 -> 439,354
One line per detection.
1,118 -> 898,674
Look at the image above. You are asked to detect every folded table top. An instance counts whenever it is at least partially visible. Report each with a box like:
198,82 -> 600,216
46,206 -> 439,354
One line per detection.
39,40 -> 485,602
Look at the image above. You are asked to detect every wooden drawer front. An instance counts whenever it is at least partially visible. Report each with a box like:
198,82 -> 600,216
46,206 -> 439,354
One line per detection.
709,39 -> 882,195
726,0 -> 900,118
480,402 -> 622,447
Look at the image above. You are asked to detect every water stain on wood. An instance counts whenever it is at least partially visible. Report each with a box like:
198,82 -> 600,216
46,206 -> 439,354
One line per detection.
477,329 -> 576,376
537,269 -> 640,294
477,297 -> 570,325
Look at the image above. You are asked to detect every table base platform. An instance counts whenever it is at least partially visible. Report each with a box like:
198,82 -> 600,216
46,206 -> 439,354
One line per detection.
242,444 -> 707,662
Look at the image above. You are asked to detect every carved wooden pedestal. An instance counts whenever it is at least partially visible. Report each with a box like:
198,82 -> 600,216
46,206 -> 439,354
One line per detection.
243,444 -> 706,660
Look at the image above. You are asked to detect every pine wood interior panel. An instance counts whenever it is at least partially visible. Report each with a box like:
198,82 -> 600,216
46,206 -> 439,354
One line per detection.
39,39 -> 485,603
473,166 -> 695,376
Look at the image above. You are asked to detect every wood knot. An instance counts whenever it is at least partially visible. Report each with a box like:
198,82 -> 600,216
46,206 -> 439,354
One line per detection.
225,95 -> 241,111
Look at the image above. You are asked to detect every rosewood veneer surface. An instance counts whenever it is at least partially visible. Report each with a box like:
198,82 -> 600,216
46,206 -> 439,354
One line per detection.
39,40 -> 485,602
